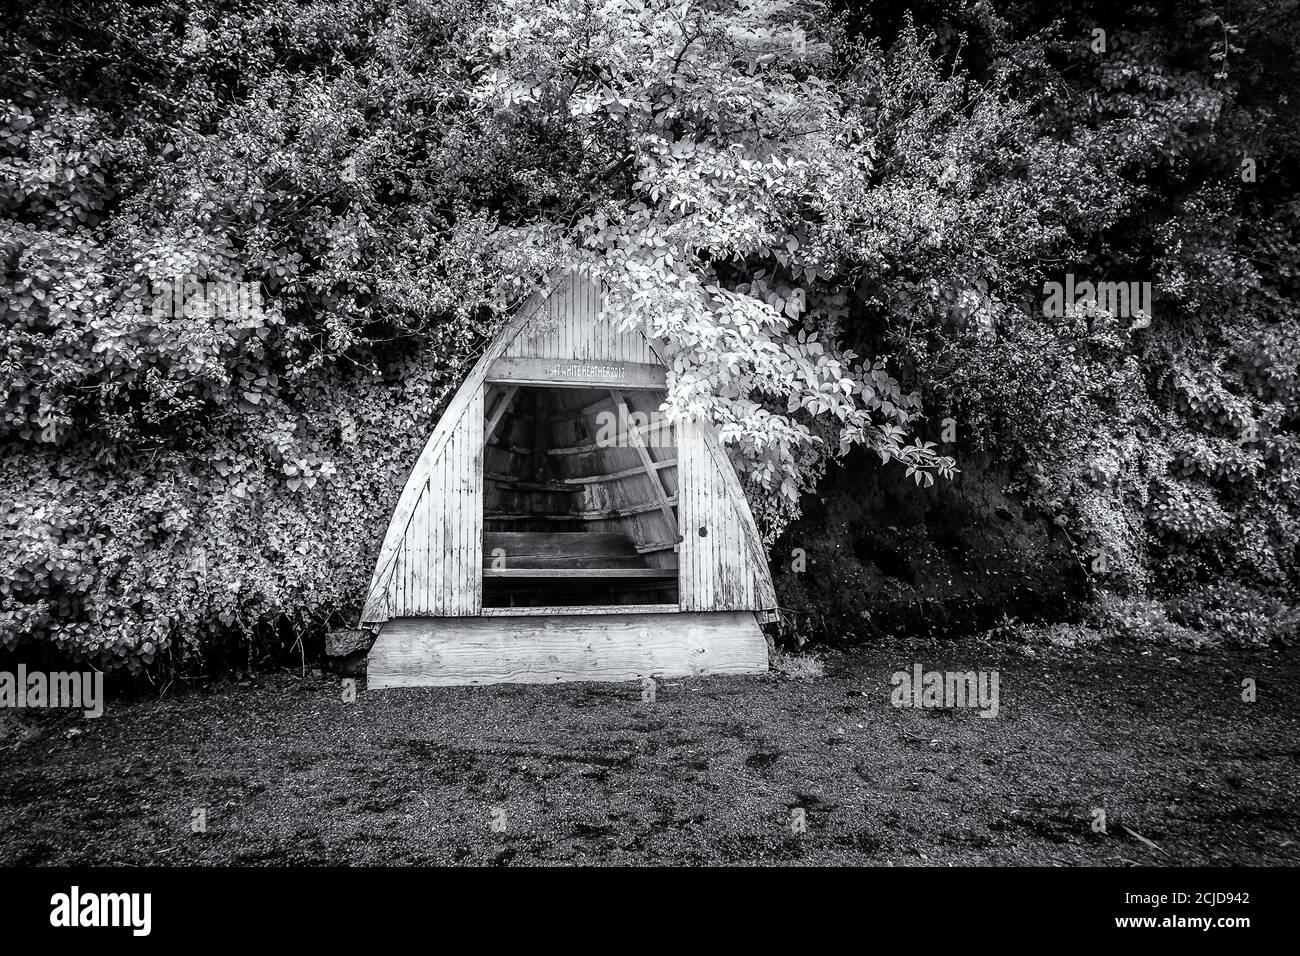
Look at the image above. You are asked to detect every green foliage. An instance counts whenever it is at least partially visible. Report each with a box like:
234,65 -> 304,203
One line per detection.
1,355 -> 452,673
1,0 -> 1298,671
473,0 -> 957,527
1086,584 -> 1299,648
1164,582 -> 1300,645
848,2 -> 1300,610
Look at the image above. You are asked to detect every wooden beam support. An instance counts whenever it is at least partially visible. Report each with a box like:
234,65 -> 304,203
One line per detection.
483,567 -> 676,579
367,611 -> 769,688
483,473 -> 576,493
635,539 -> 680,554
485,496 -> 677,521
480,604 -> 678,617
487,442 -> 533,456
609,389 -> 681,542
559,459 -> 677,485
487,357 -> 667,389
547,422 -> 673,456
483,385 -> 519,441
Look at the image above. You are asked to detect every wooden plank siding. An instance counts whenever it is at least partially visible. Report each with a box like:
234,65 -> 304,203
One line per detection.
383,386 -> 484,617
502,271 -> 655,364
676,419 -> 777,613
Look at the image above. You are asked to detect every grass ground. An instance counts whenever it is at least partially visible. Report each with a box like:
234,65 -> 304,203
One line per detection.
0,637 -> 1296,866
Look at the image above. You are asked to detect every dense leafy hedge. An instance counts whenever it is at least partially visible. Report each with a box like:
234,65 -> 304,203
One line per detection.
2,0 -> 1297,673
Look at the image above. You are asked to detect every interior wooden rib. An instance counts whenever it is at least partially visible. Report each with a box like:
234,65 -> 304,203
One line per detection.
482,385 -> 680,608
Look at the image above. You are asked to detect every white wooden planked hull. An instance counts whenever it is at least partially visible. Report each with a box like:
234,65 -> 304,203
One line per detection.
361,269 -> 778,687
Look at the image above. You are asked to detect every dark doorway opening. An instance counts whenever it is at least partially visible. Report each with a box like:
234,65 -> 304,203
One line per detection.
481,385 -> 680,609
